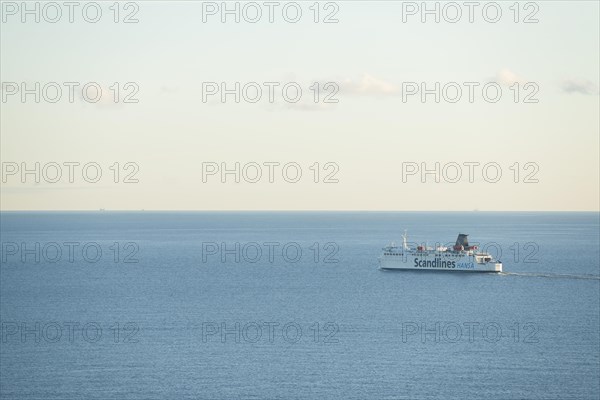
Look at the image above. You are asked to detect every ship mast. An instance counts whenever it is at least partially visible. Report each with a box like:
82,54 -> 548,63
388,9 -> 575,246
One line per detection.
402,230 -> 408,250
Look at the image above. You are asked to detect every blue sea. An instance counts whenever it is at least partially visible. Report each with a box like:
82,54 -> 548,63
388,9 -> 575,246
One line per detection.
1,211 -> 599,399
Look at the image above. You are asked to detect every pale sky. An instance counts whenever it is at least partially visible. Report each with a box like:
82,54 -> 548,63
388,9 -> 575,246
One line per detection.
1,1 -> 599,211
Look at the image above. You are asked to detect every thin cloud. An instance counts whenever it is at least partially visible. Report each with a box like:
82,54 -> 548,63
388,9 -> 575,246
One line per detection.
284,102 -> 335,112
560,79 -> 599,95
266,99 -> 336,112
339,73 -> 398,96
76,84 -> 127,109
160,85 -> 179,94
491,68 -> 526,86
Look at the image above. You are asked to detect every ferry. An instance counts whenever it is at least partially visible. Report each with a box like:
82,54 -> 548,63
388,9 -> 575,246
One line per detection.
379,232 -> 502,272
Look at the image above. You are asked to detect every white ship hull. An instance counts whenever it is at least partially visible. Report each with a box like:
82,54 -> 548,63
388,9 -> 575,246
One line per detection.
379,254 -> 502,272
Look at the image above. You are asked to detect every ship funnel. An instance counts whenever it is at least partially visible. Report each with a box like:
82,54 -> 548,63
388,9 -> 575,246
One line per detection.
455,234 -> 469,248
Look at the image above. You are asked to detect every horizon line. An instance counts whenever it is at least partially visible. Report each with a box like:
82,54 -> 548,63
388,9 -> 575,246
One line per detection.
1,209 -> 599,213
